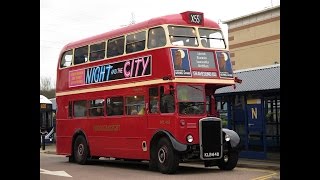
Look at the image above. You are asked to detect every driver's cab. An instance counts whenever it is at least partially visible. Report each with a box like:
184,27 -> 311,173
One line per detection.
157,83 -> 218,117
175,84 -> 206,116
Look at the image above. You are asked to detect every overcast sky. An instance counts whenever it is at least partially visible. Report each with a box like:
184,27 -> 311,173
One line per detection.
40,0 -> 280,83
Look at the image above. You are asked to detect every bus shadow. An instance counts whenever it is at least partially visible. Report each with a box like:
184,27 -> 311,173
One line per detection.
64,159 -> 221,174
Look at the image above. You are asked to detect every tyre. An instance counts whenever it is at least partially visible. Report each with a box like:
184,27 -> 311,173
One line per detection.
90,156 -> 100,160
218,151 -> 239,170
149,160 -> 158,171
68,155 -> 74,162
73,135 -> 89,165
149,146 -> 158,171
156,138 -> 179,174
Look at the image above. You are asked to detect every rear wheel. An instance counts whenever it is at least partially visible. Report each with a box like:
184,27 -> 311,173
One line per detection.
218,151 -> 238,170
68,155 -> 74,162
73,135 -> 89,165
90,156 -> 100,160
149,146 -> 158,171
156,138 -> 179,174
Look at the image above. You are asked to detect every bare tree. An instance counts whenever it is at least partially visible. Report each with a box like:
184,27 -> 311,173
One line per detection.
40,76 -> 53,91
40,76 -> 56,98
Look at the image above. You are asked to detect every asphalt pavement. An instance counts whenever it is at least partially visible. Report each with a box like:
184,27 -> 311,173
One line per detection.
40,143 -> 279,171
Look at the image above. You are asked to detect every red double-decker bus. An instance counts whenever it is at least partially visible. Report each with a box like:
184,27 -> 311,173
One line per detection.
56,11 -> 241,174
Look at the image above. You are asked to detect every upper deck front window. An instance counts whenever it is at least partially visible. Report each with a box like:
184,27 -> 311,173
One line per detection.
199,28 -> 226,49
168,26 -> 198,47
60,50 -> 73,68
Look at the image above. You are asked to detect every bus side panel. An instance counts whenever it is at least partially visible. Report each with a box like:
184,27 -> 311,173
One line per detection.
85,116 -> 149,160
56,119 -> 72,155
86,117 -> 122,157
116,115 -> 148,159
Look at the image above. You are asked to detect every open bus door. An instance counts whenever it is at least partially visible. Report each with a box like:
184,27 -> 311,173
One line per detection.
40,95 -> 55,143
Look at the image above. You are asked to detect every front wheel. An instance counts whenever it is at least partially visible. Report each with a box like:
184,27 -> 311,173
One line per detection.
73,135 -> 89,165
218,151 -> 239,170
156,138 -> 179,174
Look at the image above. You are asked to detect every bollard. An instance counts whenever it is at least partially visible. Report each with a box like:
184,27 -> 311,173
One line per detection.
41,132 -> 46,150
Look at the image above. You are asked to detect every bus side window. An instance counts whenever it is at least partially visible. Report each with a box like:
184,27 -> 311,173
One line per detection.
125,95 -> 145,115
89,99 -> 104,117
148,27 -> 166,49
126,31 -> 146,54
160,86 -> 175,113
149,87 -> 159,113
73,100 -> 87,117
74,46 -> 88,65
106,96 -> 124,116
107,36 -> 124,58
89,42 -> 105,61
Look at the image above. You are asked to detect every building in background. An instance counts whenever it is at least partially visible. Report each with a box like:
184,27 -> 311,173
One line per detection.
215,64 -> 280,160
224,5 -> 280,70
215,5 -> 280,160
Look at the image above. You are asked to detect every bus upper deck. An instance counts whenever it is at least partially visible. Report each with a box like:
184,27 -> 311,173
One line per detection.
56,11 -> 235,96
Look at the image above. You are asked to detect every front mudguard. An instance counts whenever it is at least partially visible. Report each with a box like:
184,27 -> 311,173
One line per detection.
151,130 -> 187,152
222,128 -> 241,151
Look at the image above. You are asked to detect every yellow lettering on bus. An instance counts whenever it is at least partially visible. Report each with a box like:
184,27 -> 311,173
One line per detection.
93,124 -> 120,132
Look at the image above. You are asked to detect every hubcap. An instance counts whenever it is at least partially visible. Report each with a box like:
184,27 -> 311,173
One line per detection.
78,144 -> 84,156
158,147 -> 166,163
223,155 -> 229,162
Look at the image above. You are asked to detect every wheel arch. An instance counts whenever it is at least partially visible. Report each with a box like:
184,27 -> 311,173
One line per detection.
71,129 -> 91,156
150,130 -> 187,155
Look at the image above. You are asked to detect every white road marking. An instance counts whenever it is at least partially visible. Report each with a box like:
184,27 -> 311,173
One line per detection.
40,168 -> 72,177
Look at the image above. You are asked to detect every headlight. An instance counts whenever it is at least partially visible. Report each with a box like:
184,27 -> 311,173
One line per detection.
186,134 -> 193,143
225,134 -> 231,141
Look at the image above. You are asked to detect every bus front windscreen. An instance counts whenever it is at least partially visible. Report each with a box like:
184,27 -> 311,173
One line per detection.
177,85 -> 205,115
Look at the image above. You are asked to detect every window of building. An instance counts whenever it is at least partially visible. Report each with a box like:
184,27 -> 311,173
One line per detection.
265,95 -> 280,151
107,36 -> 124,58
73,100 -> 87,117
89,42 -> 105,61
74,46 -> 89,65
89,99 -> 104,117
106,96 -> 124,116
126,31 -> 146,54
125,96 -> 145,115
148,27 -> 166,49
60,50 -> 73,68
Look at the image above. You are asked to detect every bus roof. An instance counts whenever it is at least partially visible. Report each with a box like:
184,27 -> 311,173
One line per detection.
62,11 -> 220,51
40,95 -> 52,104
